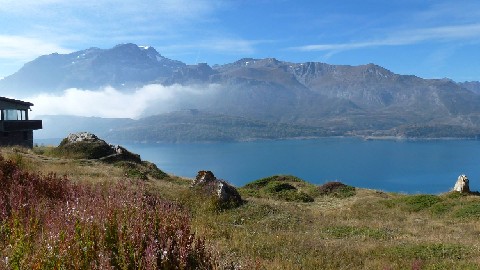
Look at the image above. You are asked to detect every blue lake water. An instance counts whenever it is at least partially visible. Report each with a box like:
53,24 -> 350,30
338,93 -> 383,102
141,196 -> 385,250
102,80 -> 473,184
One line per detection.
117,138 -> 480,194
36,137 -> 480,194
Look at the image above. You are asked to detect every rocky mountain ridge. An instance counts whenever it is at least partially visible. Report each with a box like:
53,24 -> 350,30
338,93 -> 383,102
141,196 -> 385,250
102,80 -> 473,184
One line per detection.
0,43 -> 185,94
3,43 -> 480,139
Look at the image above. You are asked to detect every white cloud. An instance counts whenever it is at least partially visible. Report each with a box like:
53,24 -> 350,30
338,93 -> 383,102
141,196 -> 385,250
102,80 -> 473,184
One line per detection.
86,0 -> 199,14
0,0 -> 62,10
0,0 -> 219,21
0,0 -> 226,75
0,36 -> 73,76
28,84 -> 221,119
0,35 -> 72,61
293,23 -> 480,53
0,1 -> 216,39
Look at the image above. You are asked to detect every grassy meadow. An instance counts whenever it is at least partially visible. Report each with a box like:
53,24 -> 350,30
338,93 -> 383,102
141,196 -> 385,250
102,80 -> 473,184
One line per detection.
1,146 -> 480,269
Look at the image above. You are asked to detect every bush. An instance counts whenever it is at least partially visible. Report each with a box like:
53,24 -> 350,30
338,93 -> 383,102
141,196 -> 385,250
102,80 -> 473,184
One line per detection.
264,182 -> 297,193
317,182 -> 356,198
243,175 -> 304,189
241,175 -> 315,202
54,139 -> 115,159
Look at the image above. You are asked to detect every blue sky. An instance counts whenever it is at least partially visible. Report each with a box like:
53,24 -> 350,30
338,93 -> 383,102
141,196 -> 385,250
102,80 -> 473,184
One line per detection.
1,0 -> 480,81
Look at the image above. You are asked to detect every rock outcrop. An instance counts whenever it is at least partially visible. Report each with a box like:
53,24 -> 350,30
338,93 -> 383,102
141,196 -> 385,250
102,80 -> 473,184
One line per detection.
100,144 -> 142,163
453,174 -> 470,193
191,170 -> 243,206
58,132 -> 140,162
65,132 -> 101,143
56,132 -> 168,180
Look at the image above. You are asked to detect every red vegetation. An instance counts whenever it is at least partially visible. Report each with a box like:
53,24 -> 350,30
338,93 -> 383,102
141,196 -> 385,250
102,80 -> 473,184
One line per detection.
0,156 -> 214,269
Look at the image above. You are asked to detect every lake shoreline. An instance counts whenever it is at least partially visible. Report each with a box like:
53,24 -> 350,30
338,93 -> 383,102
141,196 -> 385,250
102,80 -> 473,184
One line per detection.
34,136 -> 479,195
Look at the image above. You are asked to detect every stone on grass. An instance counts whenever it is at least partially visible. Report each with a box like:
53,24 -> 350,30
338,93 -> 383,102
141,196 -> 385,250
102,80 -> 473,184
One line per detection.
192,170 -> 243,206
453,174 -> 470,193
59,132 -> 140,162
65,132 -> 100,143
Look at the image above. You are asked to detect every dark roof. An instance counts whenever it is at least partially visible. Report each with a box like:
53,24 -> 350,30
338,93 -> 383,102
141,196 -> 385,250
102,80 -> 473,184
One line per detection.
0,97 -> 33,107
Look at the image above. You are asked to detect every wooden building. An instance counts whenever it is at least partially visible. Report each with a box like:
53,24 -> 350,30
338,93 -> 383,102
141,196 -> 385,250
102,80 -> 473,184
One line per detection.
0,97 -> 42,148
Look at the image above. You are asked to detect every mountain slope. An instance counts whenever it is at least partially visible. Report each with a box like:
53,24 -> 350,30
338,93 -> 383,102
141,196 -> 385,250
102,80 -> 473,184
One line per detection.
35,115 -> 135,140
459,81 -> 480,95
0,43 -> 185,96
104,110 -> 334,142
3,43 -> 480,139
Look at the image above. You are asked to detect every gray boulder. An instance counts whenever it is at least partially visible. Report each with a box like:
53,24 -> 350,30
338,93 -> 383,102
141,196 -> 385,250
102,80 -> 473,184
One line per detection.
100,144 -> 141,163
192,170 -> 243,206
58,132 -> 140,162
65,132 -> 100,143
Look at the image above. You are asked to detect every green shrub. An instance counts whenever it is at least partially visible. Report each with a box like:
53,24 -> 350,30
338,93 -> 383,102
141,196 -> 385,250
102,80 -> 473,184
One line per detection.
241,175 -> 315,202
239,175 -> 314,202
264,182 -> 314,202
243,175 -> 304,189
317,182 -> 356,198
264,182 -> 297,193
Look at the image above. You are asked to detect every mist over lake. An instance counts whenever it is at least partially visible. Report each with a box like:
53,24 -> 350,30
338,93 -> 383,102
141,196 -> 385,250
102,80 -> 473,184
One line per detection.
92,138 -> 478,194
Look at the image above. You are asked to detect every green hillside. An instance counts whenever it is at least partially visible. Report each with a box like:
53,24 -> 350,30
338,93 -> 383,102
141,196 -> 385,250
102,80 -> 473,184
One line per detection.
1,145 -> 480,269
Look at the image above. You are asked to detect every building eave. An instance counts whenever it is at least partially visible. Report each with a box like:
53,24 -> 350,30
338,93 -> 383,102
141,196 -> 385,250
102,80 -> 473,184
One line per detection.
0,97 -> 34,107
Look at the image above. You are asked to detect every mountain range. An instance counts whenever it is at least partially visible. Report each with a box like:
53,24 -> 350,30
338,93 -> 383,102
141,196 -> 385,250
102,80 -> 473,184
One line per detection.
3,43 -> 480,141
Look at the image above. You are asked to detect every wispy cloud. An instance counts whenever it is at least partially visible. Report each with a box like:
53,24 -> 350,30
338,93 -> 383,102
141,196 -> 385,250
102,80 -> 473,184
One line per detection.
0,0 -> 221,35
0,35 -> 72,60
0,0 -> 226,76
0,0 -> 219,19
28,84 -> 221,119
293,23 -> 480,54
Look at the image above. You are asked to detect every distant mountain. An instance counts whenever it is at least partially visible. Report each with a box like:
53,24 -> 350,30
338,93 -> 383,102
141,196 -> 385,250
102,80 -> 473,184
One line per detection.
35,115 -> 134,140
34,111 -> 335,143
0,43 -> 185,96
208,59 -> 480,134
4,43 -> 480,140
104,110 -> 335,143
459,81 -> 480,95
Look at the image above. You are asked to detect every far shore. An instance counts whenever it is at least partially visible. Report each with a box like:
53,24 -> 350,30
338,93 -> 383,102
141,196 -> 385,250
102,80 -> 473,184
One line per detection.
34,134 -> 480,145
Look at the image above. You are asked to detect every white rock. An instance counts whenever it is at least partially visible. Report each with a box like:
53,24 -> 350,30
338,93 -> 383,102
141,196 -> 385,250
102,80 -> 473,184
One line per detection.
453,174 -> 470,193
